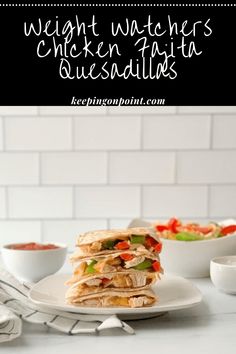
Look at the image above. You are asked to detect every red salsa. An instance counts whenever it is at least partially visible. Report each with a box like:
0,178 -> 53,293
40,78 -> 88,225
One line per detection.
9,242 -> 60,251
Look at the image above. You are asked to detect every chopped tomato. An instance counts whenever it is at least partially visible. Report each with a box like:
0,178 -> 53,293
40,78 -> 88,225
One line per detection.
115,241 -> 130,250
101,278 -> 110,285
184,224 -> 213,234
154,243 -> 162,253
155,225 -> 169,232
194,226 -> 213,234
152,261 -> 161,272
120,253 -> 134,261
221,225 -> 236,236
168,218 -> 181,233
145,236 -> 157,248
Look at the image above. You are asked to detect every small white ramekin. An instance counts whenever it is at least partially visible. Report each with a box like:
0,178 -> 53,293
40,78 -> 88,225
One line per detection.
210,256 -> 236,294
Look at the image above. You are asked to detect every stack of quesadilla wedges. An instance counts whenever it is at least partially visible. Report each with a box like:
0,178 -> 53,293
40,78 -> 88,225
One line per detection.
65,227 -> 163,308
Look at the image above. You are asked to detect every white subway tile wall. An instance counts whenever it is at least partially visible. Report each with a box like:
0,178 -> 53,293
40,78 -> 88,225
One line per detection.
8,187 -> 73,219
212,116 -> 236,149
0,221 -> 41,245
42,220 -> 108,249
5,117 -> 72,151
109,152 -> 175,184
143,186 -> 208,218
0,188 -> 6,218
0,153 -> 39,185
0,118 -> 3,150
0,106 -> 235,248
41,152 -> 107,184
74,116 -> 141,150
143,115 -> 211,149
75,186 -> 140,218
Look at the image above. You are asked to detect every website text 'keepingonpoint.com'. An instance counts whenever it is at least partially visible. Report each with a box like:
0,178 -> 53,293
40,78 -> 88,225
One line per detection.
71,96 -> 166,106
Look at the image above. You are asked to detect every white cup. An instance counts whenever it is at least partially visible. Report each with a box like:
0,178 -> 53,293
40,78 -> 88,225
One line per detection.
210,256 -> 236,294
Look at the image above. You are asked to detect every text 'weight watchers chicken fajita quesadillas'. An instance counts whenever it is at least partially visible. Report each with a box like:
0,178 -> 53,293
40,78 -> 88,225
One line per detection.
65,227 -> 163,308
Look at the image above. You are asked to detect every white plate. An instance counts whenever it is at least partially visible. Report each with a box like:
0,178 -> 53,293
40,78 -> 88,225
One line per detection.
29,273 -> 202,318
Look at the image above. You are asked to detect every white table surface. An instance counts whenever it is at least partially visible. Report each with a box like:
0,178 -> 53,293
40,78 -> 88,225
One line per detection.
1,260 -> 236,354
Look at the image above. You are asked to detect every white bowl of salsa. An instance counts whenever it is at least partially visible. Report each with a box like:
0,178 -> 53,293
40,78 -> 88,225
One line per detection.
2,242 -> 67,282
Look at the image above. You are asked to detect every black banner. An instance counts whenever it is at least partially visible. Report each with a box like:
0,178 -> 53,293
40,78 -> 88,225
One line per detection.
0,2 -> 236,105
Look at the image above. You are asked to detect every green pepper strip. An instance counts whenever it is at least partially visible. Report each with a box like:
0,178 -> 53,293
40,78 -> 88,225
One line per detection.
133,259 -> 152,270
103,240 -> 116,250
130,235 -> 146,244
86,259 -> 97,273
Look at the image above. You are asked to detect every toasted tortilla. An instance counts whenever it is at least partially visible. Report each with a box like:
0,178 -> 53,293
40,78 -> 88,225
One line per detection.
66,288 -> 157,308
65,270 -> 158,291
76,227 -> 159,246
70,248 -> 160,263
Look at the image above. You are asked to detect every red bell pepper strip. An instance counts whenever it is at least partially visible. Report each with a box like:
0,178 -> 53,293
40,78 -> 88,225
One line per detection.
168,218 -> 181,233
154,243 -> 162,253
120,253 -> 134,261
115,241 -> 130,250
145,236 -> 157,248
101,278 -> 110,285
152,261 -> 161,272
155,225 -> 169,232
221,225 -> 236,236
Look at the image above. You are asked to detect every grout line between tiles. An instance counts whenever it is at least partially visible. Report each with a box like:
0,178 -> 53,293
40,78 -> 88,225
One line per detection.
0,216 -> 233,221
38,153 -> 42,185
71,185 -> 75,219
207,185 -> 211,218
40,220 -> 44,242
4,187 -> 9,219
106,152 -> 110,184
2,117 -> 6,151
209,115 -> 214,150
174,152 -> 178,184
71,116 -> 75,150
2,148 -> 236,153
140,185 -> 143,218
2,183 -> 236,188
140,115 -> 144,150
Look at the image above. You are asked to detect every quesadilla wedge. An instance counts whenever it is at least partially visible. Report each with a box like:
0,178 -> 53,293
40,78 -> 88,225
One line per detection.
70,250 -> 163,278
74,227 -> 162,258
66,288 -> 157,308
65,270 -> 158,291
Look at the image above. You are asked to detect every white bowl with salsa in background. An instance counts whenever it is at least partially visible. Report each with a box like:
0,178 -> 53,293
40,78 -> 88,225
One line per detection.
1,242 -> 67,283
128,219 -> 236,278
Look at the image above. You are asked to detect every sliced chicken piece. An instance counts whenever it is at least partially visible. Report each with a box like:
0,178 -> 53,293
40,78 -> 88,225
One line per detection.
93,259 -> 106,273
136,245 -> 146,252
85,278 -> 102,286
93,259 -> 115,273
129,272 -> 147,287
124,256 -> 145,269
129,296 -> 150,308
82,299 -> 100,306
108,257 -> 122,266
89,241 -> 102,252
111,274 -> 132,288
103,264 -> 116,273
129,244 -> 146,251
